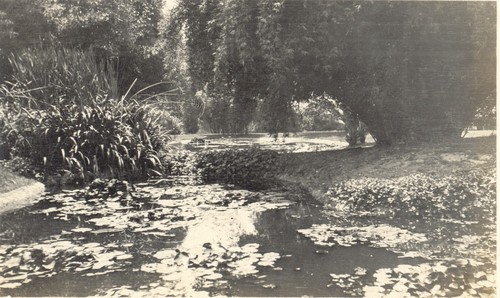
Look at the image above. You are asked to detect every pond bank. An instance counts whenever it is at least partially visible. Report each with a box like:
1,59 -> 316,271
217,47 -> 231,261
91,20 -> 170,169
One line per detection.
277,136 -> 496,202
0,182 -> 45,214
0,166 -> 45,214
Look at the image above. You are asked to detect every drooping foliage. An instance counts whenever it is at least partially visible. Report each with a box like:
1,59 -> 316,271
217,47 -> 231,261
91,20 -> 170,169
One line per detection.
1,101 -> 166,181
167,0 -> 495,143
0,47 -> 167,182
167,0 -> 268,134
329,2 -> 496,144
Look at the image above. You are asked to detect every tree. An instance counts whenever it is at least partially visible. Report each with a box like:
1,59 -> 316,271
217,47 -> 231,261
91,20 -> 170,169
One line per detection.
266,1 -> 495,144
38,0 -> 166,95
337,2 -> 496,144
0,0 -> 55,82
166,0 -> 495,143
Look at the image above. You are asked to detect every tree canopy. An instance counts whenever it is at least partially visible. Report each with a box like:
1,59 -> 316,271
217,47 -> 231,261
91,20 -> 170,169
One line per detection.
0,0 -> 495,143
0,0 -> 167,95
166,0 -> 495,143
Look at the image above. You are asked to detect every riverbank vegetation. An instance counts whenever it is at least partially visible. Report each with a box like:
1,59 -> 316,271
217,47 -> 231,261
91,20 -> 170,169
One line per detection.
0,1 -> 496,295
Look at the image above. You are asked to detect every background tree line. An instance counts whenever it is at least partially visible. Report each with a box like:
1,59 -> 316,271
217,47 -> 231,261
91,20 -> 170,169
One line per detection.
0,0 -> 496,146
166,0 -> 495,144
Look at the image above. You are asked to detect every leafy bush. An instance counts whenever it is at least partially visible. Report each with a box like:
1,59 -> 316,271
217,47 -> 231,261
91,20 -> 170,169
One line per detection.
1,99 -> 166,181
0,46 -> 170,183
194,148 -> 280,187
163,151 -> 199,176
147,108 -> 183,134
326,168 -> 496,221
295,101 -> 344,132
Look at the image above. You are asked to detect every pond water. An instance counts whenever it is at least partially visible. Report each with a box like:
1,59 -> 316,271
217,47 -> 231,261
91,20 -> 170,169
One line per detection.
0,177 -> 495,297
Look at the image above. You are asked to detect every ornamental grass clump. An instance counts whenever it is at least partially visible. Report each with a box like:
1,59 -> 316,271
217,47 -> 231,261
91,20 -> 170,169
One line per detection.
1,99 -> 166,182
0,46 -> 168,182
4,46 -> 117,108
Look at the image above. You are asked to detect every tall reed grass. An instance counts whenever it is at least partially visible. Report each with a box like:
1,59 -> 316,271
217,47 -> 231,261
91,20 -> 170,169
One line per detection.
0,46 -> 168,182
4,46 -> 117,108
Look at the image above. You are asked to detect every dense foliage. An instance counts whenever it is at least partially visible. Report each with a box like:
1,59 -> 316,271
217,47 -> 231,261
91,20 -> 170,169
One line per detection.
166,1 -> 495,143
194,148 -> 280,187
3,47 -> 117,108
0,0 -> 54,82
326,168 -> 496,221
2,101 -> 165,181
0,47 -> 167,183
0,0 -> 167,96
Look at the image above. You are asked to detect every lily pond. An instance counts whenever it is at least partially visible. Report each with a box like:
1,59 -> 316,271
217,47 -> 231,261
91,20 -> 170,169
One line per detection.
0,174 -> 495,297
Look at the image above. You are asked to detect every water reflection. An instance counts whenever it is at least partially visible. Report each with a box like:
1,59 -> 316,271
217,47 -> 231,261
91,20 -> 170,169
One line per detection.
1,177 -> 492,297
181,209 -> 258,254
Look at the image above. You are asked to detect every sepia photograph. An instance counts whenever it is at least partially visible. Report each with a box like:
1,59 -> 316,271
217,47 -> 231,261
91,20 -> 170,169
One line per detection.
0,0 -> 496,296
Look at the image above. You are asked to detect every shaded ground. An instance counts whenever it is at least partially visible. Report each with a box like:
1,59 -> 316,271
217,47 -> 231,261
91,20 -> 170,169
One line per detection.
277,135 -> 495,201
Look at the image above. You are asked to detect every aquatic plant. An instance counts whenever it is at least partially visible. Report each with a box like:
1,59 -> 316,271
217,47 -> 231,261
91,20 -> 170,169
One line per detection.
194,148 -> 280,187
0,46 -> 171,182
325,167 -> 496,221
3,46 -> 117,108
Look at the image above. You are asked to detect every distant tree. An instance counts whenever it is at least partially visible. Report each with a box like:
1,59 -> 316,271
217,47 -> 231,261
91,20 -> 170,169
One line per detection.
166,0 -> 495,143
274,1 -> 495,144
0,0 -> 54,82
338,2 -> 496,144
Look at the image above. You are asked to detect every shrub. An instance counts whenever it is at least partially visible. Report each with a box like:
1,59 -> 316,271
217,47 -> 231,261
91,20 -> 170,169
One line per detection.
0,46 -> 169,183
194,148 -> 280,187
295,101 -> 344,132
326,168 -> 496,221
1,99 -> 166,181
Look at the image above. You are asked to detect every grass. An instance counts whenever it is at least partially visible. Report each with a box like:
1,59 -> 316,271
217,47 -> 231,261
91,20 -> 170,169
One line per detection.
0,165 -> 34,194
277,135 -> 496,201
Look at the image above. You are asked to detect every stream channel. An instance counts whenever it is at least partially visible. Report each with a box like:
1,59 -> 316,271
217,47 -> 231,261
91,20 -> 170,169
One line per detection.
0,177 -> 459,296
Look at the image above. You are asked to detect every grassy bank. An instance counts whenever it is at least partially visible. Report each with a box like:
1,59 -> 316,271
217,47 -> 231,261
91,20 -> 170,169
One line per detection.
0,165 -> 35,194
278,136 -> 495,201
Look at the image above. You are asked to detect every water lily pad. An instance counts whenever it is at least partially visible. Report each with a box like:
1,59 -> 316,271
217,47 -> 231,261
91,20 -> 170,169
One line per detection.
71,227 -> 93,233
0,282 -> 23,289
153,249 -> 176,260
115,253 -> 133,261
